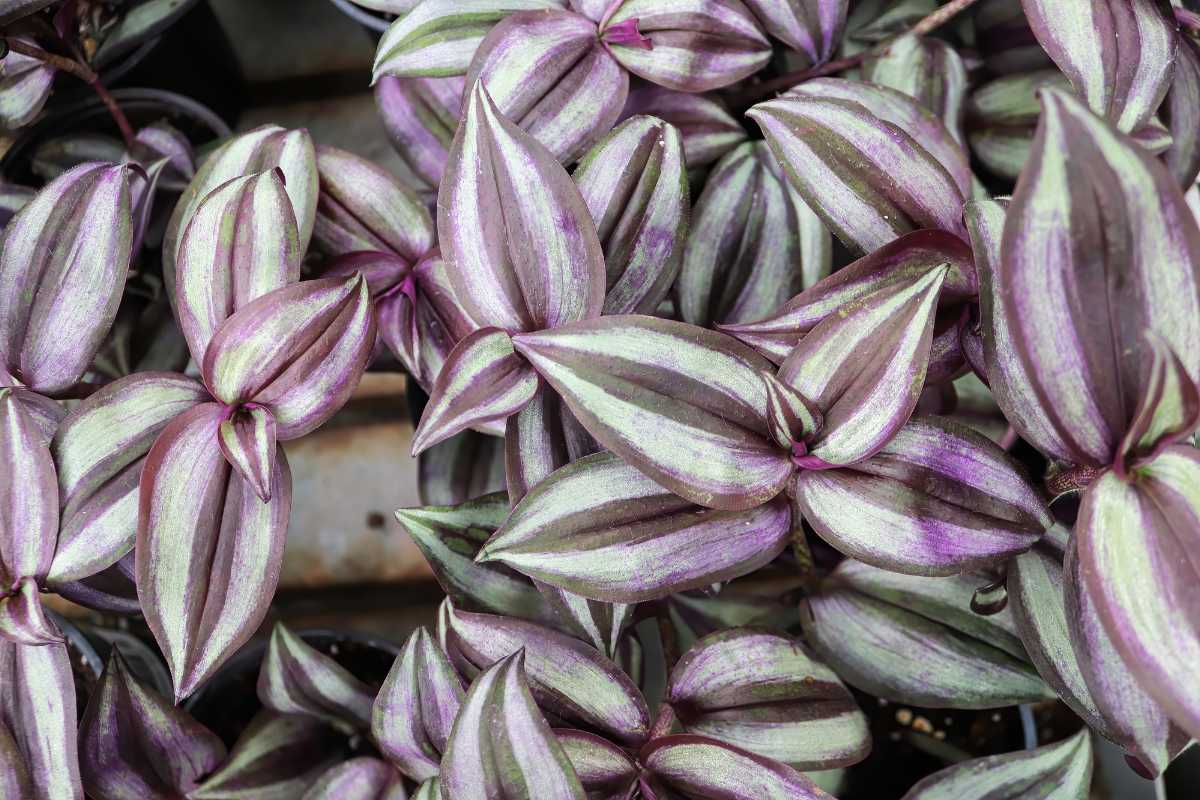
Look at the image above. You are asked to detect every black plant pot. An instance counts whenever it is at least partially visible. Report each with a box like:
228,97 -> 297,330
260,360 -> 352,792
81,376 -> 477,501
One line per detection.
184,629 -> 401,746
49,611 -> 104,719
837,694 -> 1055,800
78,625 -> 174,699
0,88 -> 230,185
52,608 -> 178,710
44,0 -> 205,107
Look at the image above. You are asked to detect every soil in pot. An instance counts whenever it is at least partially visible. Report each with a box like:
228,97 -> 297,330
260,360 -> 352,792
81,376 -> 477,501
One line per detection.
837,691 -> 1084,799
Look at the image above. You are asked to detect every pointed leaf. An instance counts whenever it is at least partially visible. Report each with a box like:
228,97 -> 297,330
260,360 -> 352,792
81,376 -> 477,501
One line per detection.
1164,32 -> 1200,188
395,493 -> 558,626
372,627 -> 465,781
619,86 -> 747,168
642,735 -> 835,800
218,404 -> 278,504
438,82 -> 605,332
801,560 -> 1053,708
202,276 -> 376,440
503,383 -> 599,505
742,0 -> 846,65
79,649 -> 226,799
764,373 -> 822,449
991,89 -> 1200,466
0,387 -> 58,586
555,728 -> 638,800
175,169 -> 302,365
785,78 -> 971,198
1116,332 -> 1200,471
1077,446 -> 1200,740
901,729 -> 1092,800
535,583 -> 635,660
514,316 -> 791,510
356,250 -> 476,392
1020,0 -> 1177,132
965,70 -> 1072,180
966,197 -> 1073,459
314,145 -> 434,260
779,267 -> 947,466
721,229 -> 975,363
1010,526 -> 1184,778
301,758 -> 406,800
602,0 -> 772,92
189,711 -> 348,800
411,327 -> 539,455
749,83 -> 967,253
92,0 -> 199,68
408,249 -> 482,379
48,372 -> 208,583
482,451 -> 792,602
863,34 -> 968,143
137,403 -> 292,700
372,0 -> 566,80
165,126 -> 317,294
1064,533 -> 1188,777
678,141 -> 830,328
4,386 -> 62,444
573,115 -> 690,315
667,628 -> 870,770
796,416 -> 1049,576
0,163 -> 133,394
0,640 -> 82,800
441,651 -> 586,800
443,602 -> 651,744
258,624 -> 375,731
375,75 -> 464,192
467,10 -> 628,164
133,120 -> 195,185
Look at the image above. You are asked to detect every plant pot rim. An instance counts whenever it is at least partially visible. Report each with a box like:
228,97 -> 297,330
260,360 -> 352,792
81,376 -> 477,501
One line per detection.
182,627 -> 402,714
0,87 -> 231,179
327,0 -> 394,33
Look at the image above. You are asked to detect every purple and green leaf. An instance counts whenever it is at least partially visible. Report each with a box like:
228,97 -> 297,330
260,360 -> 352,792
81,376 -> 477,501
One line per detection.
573,115 -> 690,316
79,649 -> 226,800
258,623 -> 376,732
372,626 -> 464,781
801,560 -> 1053,709
440,650 -> 586,800
481,451 -> 792,602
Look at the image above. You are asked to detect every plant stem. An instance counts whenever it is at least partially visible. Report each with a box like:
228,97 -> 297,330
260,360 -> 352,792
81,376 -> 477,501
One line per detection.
730,53 -> 866,108
5,36 -> 86,76
4,36 -> 137,149
88,78 -> 137,149
911,0 -> 985,37
729,0 -> 987,109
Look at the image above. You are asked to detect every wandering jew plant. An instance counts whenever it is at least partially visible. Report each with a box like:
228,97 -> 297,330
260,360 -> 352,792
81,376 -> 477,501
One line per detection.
2,0 -> 1200,796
